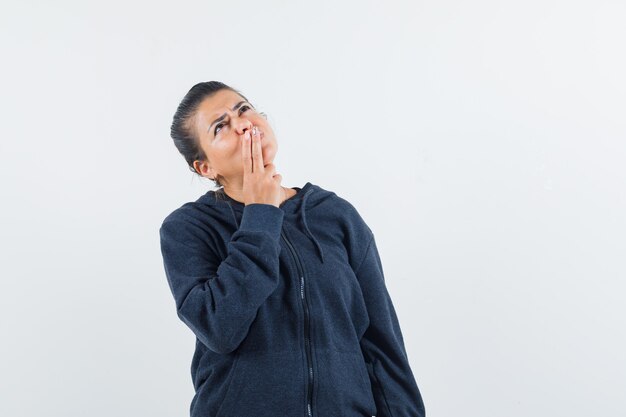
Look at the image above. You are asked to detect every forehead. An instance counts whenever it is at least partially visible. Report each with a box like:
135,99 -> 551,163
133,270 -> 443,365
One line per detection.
195,89 -> 246,129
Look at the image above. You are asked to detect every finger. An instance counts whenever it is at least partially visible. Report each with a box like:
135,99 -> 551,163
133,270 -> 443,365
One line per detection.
241,130 -> 252,173
252,126 -> 264,174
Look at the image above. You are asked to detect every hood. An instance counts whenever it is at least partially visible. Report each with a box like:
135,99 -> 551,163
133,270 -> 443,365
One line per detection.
198,181 -> 331,264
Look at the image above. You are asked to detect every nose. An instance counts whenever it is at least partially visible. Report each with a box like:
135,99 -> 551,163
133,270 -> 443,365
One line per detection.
235,117 -> 253,136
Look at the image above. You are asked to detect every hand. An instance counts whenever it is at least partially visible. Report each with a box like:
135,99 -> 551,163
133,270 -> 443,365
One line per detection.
241,126 -> 284,208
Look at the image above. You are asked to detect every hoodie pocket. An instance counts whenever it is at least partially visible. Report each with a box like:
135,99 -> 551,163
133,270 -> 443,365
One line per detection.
315,349 -> 377,417
215,350 -> 304,417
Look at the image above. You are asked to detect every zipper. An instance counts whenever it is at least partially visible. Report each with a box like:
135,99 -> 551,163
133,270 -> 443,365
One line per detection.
281,230 -> 314,417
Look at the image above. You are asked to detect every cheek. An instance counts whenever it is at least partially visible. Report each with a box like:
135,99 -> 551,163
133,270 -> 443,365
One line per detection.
213,138 -> 240,154
206,143 -> 236,170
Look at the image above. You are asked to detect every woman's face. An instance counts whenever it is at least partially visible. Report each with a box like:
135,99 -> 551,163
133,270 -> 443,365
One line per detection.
192,89 -> 277,184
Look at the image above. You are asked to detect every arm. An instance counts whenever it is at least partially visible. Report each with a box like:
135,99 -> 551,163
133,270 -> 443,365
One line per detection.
356,233 -> 426,417
159,203 -> 284,355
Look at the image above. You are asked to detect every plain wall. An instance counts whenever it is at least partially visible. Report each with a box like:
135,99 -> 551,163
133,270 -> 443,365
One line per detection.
1,0 -> 624,416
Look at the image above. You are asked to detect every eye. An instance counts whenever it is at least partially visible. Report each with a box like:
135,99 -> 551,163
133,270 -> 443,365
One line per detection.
214,105 -> 253,135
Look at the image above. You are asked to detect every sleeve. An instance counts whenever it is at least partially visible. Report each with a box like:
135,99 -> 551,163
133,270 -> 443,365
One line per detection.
159,203 -> 284,355
355,233 -> 426,417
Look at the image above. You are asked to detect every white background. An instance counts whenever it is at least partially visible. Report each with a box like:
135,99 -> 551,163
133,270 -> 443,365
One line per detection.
1,1 -> 625,416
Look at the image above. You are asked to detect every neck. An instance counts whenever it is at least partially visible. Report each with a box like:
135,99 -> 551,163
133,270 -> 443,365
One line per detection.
221,182 -> 292,205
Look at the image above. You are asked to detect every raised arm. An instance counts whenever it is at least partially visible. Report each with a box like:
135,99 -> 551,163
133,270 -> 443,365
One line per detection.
159,203 -> 283,354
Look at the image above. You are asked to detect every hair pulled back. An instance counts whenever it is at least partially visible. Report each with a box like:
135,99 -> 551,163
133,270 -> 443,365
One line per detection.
170,81 -> 251,188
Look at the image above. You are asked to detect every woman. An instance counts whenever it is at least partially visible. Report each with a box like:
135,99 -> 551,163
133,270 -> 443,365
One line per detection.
159,81 -> 426,417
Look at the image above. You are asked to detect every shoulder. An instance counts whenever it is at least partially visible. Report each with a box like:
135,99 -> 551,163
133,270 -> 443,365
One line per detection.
159,189 -> 232,242
308,183 -> 374,271
309,182 -> 374,242
309,182 -> 359,212
321,184 -> 371,224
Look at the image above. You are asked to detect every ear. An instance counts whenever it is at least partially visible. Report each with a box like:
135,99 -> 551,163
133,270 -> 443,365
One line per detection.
193,159 -> 216,179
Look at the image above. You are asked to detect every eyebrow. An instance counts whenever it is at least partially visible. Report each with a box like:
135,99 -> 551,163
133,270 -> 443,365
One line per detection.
207,100 -> 249,134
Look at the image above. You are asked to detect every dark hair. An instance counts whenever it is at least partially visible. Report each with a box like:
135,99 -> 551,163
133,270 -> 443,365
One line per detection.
170,81 -> 251,188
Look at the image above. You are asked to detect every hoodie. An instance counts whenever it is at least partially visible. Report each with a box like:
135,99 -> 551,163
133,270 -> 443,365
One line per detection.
159,181 -> 425,417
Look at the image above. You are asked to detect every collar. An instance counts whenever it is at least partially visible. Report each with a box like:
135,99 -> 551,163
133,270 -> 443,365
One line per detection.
211,182 -> 325,264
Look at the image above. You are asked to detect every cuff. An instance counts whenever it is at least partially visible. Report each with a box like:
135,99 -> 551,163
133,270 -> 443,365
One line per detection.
238,203 -> 285,240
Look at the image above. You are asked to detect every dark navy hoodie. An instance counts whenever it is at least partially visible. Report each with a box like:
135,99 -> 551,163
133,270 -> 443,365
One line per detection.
159,181 -> 425,417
